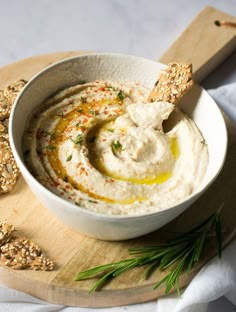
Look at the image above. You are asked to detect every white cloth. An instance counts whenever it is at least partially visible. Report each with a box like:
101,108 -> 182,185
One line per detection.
0,83 -> 236,312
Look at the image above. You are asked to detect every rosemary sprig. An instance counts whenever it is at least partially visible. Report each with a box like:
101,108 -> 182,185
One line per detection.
75,208 -> 223,294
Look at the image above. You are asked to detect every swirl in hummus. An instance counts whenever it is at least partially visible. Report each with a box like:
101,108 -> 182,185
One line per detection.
24,80 -> 208,215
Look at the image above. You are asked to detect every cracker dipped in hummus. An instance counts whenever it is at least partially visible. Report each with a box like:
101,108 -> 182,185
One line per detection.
23,63 -> 208,216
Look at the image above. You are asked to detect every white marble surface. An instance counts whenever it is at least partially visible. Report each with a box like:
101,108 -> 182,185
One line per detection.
0,0 -> 236,311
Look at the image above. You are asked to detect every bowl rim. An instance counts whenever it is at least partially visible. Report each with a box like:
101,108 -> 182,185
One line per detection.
9,52 -> 228,221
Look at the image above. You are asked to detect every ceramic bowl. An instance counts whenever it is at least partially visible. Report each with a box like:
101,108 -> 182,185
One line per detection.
9,53 -> 227,240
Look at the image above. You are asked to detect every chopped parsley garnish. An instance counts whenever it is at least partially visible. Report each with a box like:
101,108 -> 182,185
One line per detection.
107,128 -> 115,133
89,109 -> 99,116
75,134 -> 83,144
50,133 -> 56,140
77,108 -> 84,113
111,140 -> 122,153
70,134 -> 83,145
117,90 -> 124,101
107,85 -> 116,91
76,122 -> 82,128
46,145 -> 56,150
80,97 -> 87,104
66,154 -> 73,161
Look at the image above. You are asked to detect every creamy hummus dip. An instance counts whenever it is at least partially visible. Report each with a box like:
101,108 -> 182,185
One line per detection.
24,80 -> 208,216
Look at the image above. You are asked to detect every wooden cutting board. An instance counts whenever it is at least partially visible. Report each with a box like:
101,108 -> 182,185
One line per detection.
0,6 -> 236,308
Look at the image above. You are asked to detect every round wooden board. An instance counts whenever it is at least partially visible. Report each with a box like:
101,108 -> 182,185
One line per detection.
0,51 -> 236,308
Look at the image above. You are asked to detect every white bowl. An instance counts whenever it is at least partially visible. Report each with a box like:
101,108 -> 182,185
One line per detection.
9,53 -> 227,241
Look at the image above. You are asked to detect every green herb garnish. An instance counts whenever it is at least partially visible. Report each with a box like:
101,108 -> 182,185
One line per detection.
107,85 -> 116,91
66,154 -> 73,162
50,133 -> 56,140
70,134 -> 83,145
80,97 -> 87,104
74,134 -> 83,144
75,207 -> 223,294
117,90 -> 124,101
89,109 -> 99,116
107,128 -> 115,133
46,145 -> 56,150
111,140 -> 122,153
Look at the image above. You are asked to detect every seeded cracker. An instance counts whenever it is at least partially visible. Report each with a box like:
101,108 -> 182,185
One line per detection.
1,79 -> 27,120
0,137 -> 19,194
148,63 -> 193,104
0,221 -> 15,246
1,237 -> 54,270
0,80 -> 27,193
0,220 -> 54,271
0,118 -> 9,140
3,79 -> 27,105
0,90 -> 11,121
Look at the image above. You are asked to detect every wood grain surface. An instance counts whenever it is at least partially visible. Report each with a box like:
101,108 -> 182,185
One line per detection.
160,6 -> 236,82
0,6 -> 236,308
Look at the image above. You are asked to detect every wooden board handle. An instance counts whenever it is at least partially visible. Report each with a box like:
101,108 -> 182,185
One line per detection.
159,6 -> 236,82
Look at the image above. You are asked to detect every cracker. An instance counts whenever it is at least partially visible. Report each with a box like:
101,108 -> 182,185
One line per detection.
1,237 -> 54,271
0,221 -> 15,247
3,79 -> 27,104
0,79 -> 27,193
0,80 -> 27,120
0,137 -> 19,194
148,63 -> 193,104
0,90 -> 11,120
0,118 -> 9,138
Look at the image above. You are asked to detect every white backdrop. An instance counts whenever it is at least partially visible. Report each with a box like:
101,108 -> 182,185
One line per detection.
0,1 -> 236,311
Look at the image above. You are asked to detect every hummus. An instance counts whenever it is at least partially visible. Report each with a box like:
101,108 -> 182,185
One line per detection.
24,80 -> 208,216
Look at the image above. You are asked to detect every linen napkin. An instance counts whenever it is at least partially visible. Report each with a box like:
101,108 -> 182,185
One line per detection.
0,83 -> 236,312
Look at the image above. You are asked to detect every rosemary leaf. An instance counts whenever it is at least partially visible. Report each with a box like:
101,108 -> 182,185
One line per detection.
89,270 -> 117,293
75,263 -> 119,281
143,260 -> 159,279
